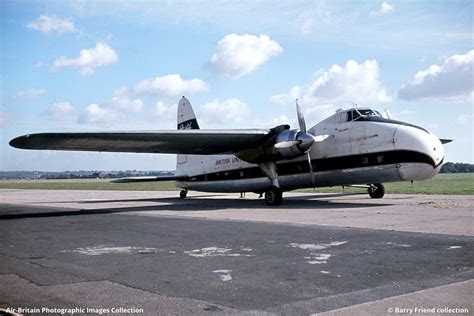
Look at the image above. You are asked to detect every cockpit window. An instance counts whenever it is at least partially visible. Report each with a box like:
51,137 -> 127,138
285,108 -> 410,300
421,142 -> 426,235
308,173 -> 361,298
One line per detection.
347,109 -> 382,121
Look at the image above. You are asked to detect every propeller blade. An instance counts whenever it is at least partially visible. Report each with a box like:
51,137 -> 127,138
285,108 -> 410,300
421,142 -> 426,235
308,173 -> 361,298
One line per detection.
307,151 -> 315,189
295,98 -> 315,189
274,140 -> 301,148
296,99 -> 306,133
312,134 -> 331,142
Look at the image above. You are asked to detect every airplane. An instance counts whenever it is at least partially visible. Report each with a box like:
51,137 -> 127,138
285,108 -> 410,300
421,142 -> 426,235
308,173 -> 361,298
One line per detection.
9,96 -> 450,206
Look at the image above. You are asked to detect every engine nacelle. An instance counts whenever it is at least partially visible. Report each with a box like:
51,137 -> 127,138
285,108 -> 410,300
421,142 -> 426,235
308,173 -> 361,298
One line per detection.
236,128 -> 314,163
273,129 -> 313,160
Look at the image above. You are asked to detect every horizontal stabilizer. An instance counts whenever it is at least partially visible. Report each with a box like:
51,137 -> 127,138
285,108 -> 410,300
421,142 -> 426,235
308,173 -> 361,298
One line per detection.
111,175 -> 188,183
440,139 -> 453,144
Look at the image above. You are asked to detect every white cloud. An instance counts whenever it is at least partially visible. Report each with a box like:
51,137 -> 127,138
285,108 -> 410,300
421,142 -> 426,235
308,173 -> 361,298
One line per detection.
77,104 -> 121,124
107,87 -> 143,112
77,87 -> 142,124
149,101 -> 178,129
52,42 -> 118,76
200,98 -> 249,126
270,86 -> 303,106
271,59 -> 391,106
269,114 -> 293,127
398,50 -> 474,101
134,74 -> 209,98
14,88 -> 47,99
305,104 -> 338,125
207,34 -> 283,79
370,2 -> 394,16
27,15 -> 76,34
154,101 -> 177,119
47,101 -> 75,118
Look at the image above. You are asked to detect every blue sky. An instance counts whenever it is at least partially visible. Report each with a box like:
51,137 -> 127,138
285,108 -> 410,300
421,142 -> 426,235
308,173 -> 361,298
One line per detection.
1,0 -> 473,171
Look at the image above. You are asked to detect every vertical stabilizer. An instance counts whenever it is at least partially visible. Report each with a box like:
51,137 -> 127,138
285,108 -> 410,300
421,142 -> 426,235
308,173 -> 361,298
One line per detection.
177,96 -> 200,130
176,97 -> 200,174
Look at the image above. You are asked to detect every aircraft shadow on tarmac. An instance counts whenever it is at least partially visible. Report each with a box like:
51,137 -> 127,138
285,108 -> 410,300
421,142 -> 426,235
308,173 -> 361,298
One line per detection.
0,193 -> 392,220
34,192 -> 367,205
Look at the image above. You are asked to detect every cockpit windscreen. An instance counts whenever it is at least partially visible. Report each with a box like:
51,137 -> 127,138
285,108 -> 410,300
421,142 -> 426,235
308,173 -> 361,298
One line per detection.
347,109 -> 382,121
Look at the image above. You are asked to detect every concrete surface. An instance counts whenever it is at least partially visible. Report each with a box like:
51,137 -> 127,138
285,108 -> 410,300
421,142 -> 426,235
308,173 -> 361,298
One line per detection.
0,189 -> 472,315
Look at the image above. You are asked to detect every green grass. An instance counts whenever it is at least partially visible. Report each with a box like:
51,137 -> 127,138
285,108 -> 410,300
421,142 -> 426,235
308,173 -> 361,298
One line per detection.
299,173 -> 474,195
0,173 -> 472,195
0,178 -> 178,191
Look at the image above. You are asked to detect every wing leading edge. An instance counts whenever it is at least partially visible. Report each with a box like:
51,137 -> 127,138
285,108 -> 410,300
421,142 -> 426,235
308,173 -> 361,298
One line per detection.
9,129 -> 271,155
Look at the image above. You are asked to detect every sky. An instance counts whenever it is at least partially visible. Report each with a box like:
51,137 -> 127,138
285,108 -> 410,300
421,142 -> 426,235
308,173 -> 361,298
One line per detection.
1,0 -> 473,171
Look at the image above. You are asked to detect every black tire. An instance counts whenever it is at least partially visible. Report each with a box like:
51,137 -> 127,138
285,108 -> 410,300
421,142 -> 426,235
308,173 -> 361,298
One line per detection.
368,183 -> 385,199
179,189 -> 188,199
265,186 -> 282,206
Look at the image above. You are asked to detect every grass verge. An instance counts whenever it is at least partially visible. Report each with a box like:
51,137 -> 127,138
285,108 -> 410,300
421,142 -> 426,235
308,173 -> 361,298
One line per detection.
0,173 -> 472,195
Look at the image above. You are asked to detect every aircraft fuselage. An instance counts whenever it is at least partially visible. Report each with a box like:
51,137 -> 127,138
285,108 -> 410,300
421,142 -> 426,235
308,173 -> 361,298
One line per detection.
176,110 -> 444,193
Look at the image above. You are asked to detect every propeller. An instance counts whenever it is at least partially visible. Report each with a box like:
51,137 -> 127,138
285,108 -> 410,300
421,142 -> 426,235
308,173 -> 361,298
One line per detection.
296,99 -> 316,188
270,99 -> 330,188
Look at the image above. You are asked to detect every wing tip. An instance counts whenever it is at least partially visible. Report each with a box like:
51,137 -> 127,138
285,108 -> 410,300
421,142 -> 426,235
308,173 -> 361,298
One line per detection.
9,135 -> 27,149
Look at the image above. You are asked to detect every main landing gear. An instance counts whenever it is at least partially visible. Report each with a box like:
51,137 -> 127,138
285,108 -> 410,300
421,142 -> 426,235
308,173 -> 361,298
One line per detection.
368,183 -> 385,199
179,189 -> 188,199
264,186 -> 283,206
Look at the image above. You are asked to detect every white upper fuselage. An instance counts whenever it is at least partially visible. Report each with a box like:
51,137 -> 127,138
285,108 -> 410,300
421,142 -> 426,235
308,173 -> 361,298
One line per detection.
176,108 -> 444,193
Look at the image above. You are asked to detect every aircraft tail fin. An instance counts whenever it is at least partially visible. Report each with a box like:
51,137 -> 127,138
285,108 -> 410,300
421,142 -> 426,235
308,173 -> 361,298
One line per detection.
177,96 -> 200,130
176,97 -> 200,176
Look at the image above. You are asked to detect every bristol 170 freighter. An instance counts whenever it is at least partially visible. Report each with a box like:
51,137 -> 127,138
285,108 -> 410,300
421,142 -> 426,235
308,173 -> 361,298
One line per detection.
10,97 -> 449,205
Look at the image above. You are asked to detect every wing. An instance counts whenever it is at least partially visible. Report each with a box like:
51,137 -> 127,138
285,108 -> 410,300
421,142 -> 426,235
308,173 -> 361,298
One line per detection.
110,175 -> 188,183
9,129 -> 273,155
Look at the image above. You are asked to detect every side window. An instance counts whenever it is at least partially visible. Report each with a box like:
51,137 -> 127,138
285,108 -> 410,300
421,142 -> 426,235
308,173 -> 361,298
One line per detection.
346,111 -> 353,121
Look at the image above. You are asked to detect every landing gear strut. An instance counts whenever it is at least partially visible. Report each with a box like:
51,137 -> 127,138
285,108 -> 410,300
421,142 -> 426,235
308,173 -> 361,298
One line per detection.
259,162 -> 283,206
179,189 -> 188,199
265,186 -> 282,206
368,183 -> 385,199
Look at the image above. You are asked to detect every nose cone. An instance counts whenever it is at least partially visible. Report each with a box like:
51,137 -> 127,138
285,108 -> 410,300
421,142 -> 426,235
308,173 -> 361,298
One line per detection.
394,125 -> 444,181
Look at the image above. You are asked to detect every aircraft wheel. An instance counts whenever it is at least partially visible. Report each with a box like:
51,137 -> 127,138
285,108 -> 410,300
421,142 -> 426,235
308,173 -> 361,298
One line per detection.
368,183 -> 385,199
179,189 -> 188,199
265,186 -> 282,206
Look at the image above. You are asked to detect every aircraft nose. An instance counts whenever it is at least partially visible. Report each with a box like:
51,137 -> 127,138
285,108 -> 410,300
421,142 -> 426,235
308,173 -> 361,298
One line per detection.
394,125 -> 444,180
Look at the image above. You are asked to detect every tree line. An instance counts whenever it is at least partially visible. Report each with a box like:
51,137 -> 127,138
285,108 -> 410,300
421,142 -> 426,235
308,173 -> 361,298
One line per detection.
440,162 -> 474,173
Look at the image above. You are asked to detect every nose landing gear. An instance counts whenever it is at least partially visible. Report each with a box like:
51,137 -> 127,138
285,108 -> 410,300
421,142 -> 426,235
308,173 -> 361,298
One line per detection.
179,189 -> 188,199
